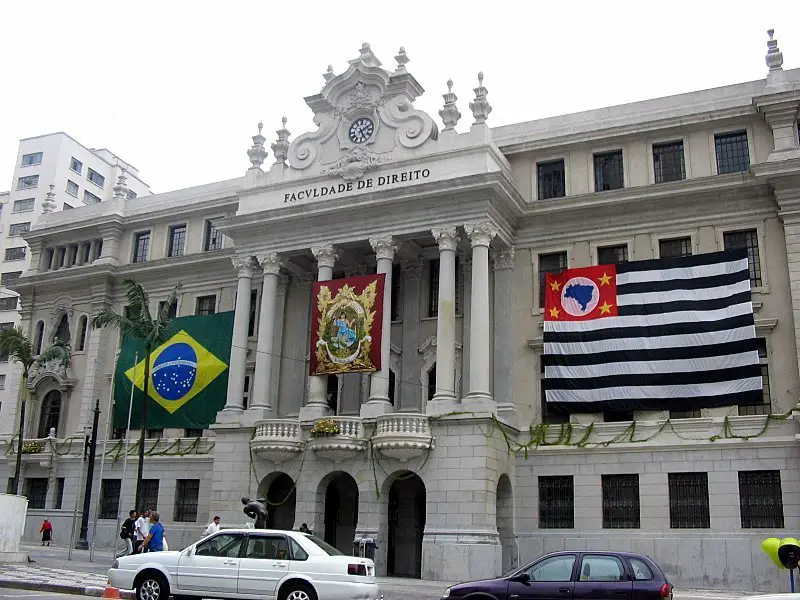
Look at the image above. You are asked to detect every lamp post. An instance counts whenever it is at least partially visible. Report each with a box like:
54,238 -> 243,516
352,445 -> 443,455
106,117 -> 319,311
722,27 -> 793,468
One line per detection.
76,399 -> 100,550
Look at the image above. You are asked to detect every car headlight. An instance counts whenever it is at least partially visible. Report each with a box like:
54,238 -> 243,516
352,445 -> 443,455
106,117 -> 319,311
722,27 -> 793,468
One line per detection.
112,560 -> 119,569
442,587 -> 452,598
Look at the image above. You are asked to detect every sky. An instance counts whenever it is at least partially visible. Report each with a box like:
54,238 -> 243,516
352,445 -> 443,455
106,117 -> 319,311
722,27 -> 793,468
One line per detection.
0,0 -> 798,194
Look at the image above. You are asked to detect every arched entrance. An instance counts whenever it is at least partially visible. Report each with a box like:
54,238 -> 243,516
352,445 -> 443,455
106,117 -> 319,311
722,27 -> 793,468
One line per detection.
321,472 -> 358,554
387,471 -> 426,578
497,474 -> 518,574
38,390 -> 62,438
258,472 -> 296,530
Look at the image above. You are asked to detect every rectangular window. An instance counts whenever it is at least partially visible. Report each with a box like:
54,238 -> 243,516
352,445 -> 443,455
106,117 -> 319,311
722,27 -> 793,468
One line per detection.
17,175 -> 39,190
670,408 -> 701,419
66,180 -> 79,197
70,157 -> 83,174
174,479 -> 200,522
668,472 -> 710,528
1,272 -> 22,286
659,237 -> 692,258
55,478 -> 65,510
594,150 -> 624,192
715,131 -> 750,174
4,247 -> 26,261
142,479 -> 160,511
597,244 -> 628,265
391,264 -> 402,321
133,231 -> 151,263
739,338 -> 771,416
723,229 -> 762,288
204,219 -> 223,251
87,168 -> 105,188
537,159 -> 566,200
538,252 -> 568,307
8,222 -> 30,237
196,295 -> 216,316
653,141 -> 686,183
243,375 -> 251,409
22,152 -> 43,166
13,199 -> 34,213
184,429 -> 203,438
24,478 -> 48,509
0,298 -> 15,310
84,190 -> 102,205
248,289 -> 258,337
168,224 -> 187,257
158,300 -> 178,319
146,428 -> 163,439
0,375 -> 6,389
538,476 -> 574,528
99,479 -> 121,519
127,189 -> 137,200
739,470 -> 784,528
540,356 -> 568,424
604,410 -> 634,422
428,259 -> 440,318
602,474 -> 640,528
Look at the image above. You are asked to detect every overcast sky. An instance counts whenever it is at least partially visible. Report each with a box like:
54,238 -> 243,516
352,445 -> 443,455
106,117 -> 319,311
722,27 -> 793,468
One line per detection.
1,1 -> 797,194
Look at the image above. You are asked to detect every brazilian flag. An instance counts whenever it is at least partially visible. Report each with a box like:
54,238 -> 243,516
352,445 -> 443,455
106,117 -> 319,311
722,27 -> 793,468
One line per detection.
113,311 -> 235,429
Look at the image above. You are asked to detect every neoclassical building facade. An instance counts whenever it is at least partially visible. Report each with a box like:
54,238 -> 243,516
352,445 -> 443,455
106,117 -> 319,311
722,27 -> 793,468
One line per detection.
2,34 -> 800,591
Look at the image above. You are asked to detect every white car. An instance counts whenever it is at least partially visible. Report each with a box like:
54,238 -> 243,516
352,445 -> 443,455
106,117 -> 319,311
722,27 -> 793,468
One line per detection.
108,528 -> 379,600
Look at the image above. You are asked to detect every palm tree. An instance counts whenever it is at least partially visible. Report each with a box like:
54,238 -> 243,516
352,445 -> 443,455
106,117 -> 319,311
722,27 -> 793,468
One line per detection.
0,327 -> 36,495
91,279 -> 181,509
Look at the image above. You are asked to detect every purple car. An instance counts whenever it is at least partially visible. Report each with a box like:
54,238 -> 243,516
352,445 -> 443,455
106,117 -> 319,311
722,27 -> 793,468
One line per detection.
442,551 -> 673,600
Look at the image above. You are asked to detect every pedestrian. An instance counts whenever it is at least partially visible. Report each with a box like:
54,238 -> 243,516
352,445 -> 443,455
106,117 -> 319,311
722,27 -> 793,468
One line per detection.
203,515 -> 221,537
299,523 -> 310,534
120,510 -> 137,555
134,509 -> 150,553
39,518 -> 53,546
141,511 -> 165,552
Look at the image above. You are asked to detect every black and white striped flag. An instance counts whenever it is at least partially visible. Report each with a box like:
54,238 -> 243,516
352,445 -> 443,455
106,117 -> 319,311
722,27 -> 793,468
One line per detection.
543,249 -> 762,412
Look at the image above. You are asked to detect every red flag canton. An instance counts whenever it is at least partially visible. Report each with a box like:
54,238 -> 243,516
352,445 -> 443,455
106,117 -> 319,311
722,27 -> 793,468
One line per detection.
544,264 -> 618,322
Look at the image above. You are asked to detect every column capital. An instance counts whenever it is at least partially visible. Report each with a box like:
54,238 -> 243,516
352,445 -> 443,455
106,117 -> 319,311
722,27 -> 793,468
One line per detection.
232,255 -> 257,278
491,246 -> 516,271
401,259 -> 424,279
464,221 -> 498,248
431,226 -> 458,252
369,235 -> 396,261
311,244 -> 337,269
257,252 -> 283,275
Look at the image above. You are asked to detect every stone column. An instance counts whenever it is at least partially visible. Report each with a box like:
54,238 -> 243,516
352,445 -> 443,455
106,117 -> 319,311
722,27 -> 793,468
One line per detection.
270,275 -> 289,414
299,244 -> 336,421
363,235 -> 396,417
222,256 -> 256,414
427,227 -> 458,413
250,252 -> 282,417
460,254 -> 472,394
464,222 -> 497,410
400,261 -> 422,412
492,246 -> 517,424
49,247 -> 59,271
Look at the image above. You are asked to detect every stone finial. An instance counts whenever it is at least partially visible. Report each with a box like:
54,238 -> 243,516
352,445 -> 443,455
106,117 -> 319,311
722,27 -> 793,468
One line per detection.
358,42 -> 382,68
247,121 -> 268,170
439,79 -> 461,131
113,169 -> 129,199
271,116 -> 291,165
469,72 -> 492,125
766,29 -> 783,72
323,64 -> 335,83
42,184 -> 57,213
394,46 -> 409,74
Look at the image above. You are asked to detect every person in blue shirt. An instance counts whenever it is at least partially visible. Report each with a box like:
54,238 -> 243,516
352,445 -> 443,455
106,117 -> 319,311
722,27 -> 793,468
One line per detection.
142,511 -> 165,552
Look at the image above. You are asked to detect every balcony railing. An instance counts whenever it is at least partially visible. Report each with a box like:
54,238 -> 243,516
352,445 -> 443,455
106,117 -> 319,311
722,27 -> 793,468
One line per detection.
251,419 -> 304,463
372,413 -> 435,461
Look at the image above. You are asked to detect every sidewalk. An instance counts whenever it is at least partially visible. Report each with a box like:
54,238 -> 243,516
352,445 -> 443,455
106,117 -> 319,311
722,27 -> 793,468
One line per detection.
0,542 -> 765,599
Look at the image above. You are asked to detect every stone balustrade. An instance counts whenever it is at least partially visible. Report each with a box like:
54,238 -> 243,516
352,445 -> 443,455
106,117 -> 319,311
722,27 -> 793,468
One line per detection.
373,413 -> 435,461
251,419 -> 304,463
41,238 -> 104,272
307,416 -> 366,461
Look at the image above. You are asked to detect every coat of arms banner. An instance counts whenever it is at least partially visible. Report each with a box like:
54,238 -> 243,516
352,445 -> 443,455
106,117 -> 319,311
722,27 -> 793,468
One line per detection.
310,273 -> 386,375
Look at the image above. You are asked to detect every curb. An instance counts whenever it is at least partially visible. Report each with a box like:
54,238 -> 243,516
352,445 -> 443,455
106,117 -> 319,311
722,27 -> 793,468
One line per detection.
0,579 -> 134,598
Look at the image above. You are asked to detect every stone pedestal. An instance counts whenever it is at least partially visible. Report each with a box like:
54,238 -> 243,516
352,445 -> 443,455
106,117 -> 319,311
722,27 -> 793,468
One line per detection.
0,493 -> 29,563
208,424 -> 257,527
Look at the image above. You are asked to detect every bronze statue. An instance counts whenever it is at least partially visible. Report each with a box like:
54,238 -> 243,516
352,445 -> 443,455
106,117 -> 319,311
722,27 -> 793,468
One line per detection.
241,497 -> 268,529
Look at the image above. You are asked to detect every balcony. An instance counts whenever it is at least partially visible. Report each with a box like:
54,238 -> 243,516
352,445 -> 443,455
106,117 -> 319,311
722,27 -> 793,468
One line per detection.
5,437 -> 54,468
307,417 -> 365,461
250,419 -> 304,463
372,413 -> 435,461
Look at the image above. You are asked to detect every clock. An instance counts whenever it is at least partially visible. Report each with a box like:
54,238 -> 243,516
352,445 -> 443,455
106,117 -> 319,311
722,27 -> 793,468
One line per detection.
348,118 -> 374,144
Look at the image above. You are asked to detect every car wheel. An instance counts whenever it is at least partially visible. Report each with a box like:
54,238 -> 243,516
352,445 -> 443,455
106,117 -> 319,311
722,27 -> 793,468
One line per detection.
282,583 -> 317,600
135,572 -> 168,600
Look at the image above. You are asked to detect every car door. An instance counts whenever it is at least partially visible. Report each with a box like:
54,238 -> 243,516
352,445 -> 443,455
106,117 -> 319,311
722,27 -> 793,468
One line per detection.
176,532 -> 245,595
237,534 -> 291,598
508,554 -> 577,600
573,554 -> 632,600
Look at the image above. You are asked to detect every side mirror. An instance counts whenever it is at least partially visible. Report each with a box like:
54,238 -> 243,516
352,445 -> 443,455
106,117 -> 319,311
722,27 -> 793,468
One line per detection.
185,546 -> 195,557
510,573 -> 530,584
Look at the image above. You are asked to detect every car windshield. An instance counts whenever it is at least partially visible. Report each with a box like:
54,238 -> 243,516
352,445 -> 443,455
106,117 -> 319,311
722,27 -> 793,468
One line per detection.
303,534 -> 344,556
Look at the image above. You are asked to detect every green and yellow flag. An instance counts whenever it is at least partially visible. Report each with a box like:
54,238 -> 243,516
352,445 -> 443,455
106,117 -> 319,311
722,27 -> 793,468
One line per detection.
113,311 -> 235,430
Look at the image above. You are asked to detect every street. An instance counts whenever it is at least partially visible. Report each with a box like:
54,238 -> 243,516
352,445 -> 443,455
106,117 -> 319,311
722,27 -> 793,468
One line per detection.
0,592 -> 80,600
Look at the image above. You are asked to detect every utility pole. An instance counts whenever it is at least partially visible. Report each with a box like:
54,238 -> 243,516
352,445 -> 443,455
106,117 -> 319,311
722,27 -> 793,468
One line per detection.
76,400 -> 100,550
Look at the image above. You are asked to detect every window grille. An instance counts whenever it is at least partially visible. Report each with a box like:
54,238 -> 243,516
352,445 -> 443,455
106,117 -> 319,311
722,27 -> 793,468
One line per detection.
146,429 -> 163,439
668,472 -> 710,528
17,175 -> 39,190
184,429 -> 203,438
87,168 -> 105,187
538,476 -> 574,528
24,478 -> 48,509
168,224 -> 187,257
659,237 -> 692,258
66,180 -> 79,197
715,131 -> 750,174
602,474 -> 640,528
127,190 -> 137,200
83,190 -> 101,205
133,232 -> 151,263
0,298 -> 17,310
204,220 -> 223,251
739,338 -> 771,416
13,199 -> 34,213
70,157 -> 82,173
597,245 -> 628,265
174,479 -> 200,522
594,150 -> 624,191
739,470 -> 783,528
538,252 -> 568,307
100,479 -> 121,519
141,479 -> 159,511
158,300 -> 178,319
653,141 -> 686,183
538,160 -> 566,199
9,222 -> 31,237
196,295 -> 216,316
22,152 -> 42,166
723,229 -> 761,287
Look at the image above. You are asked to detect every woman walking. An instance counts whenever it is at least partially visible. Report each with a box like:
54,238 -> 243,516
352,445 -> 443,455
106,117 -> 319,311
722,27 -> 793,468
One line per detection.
39,518 -> 53,546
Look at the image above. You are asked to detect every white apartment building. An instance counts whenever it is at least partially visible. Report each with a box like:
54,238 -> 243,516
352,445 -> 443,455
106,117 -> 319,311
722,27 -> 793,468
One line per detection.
0,133 -> 150,412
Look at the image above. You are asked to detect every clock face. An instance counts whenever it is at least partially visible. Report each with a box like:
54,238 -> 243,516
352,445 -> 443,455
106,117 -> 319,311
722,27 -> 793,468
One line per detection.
348,118 -> 374,144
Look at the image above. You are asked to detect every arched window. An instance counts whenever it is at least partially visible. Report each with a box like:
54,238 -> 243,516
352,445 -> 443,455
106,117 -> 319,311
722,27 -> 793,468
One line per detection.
76,316 -> 88,351
38,390 -> 62,438
34,321 -> 45,354
388,370 -> 396,405
54,314 -> 70,344
427,364 -> 436,401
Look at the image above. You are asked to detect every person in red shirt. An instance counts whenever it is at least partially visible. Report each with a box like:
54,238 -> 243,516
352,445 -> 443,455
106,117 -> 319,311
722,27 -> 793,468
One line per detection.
39,518 -> 53,546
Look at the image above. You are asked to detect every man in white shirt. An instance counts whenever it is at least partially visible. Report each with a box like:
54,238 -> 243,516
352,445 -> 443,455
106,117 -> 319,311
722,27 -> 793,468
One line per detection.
203,516 -> 221,537
135,509 -> 150,552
